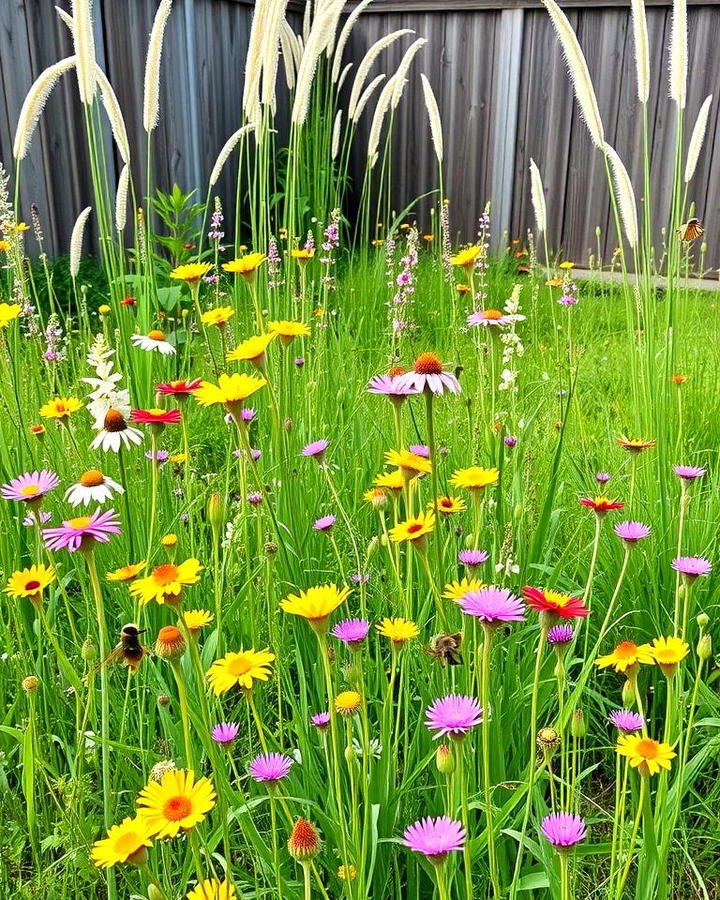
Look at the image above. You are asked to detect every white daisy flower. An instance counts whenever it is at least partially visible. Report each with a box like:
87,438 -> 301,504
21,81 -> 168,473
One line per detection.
131,330 -> 176,355
65,469 -> 125,507
90,408 -> 144,453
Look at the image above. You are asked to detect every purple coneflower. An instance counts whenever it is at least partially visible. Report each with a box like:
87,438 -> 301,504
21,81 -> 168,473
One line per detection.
608,709 -> 644,733
248,752 -> 293,784
672,556 -> 712,578
467,308 -> 525,327
403,816 -> 465,863
310,711 -> 331,731
211,722 -> 239,745
367,374 -> 419,403
547,624 -> 574,645
614,521 -> 651,544
395,353 -> 461,396
459,587 -> 525,624
42,508 -> 121,552
313,514 -> 336,533
673,465 -> 706,480
2,469 -> 59,503
541,812 -> 587,849
302,439 -> 329,461
424,694 -> 483,739
331,618 -> 370,648
458,549 -> 489,569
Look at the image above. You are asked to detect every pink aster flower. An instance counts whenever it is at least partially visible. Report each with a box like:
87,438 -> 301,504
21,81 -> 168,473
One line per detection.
302,439 -> 329,460
395,353 -> 461,396
609,709 -> 644,733
547,624 -> 574,645
42,508 -> 121,552
424,694 -> 483,739
313,514 -> 336,533
409,444 -> 431,458
672,556 -> 712,578
541,812 -> 587,849
367,374 -> 419,403
310,711 -> 331,730
673,465 -> 706,480
467,308 -> 525,328
458,549 -> 489,569
403,816 -> 465,863
331,618 -> 370,648
248,752 -> 293,784
596,472 -> 611,484
23,510 -> 52,527
459,587 -> 525,625
211,722 -> 239,745
614,521 -> 651,544
2,469 -> 59,503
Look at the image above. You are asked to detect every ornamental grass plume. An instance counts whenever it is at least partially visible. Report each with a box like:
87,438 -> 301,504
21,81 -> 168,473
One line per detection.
13,57 -> 77,160
529,158 -> 547,235
143,0 -> 173,132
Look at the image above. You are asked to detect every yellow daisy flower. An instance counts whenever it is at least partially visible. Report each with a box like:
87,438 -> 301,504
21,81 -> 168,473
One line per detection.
376,617 -> 419,645
161,533 -> 178,547
170,263 -> 213,284
4,564 -> 55,600
186,879 -> 237,900
267,320 -> 311,346
206,648 -> 275,695
334,691 -> 362,716
596,640 -> 654,673
617,437 -> 656,453
449,245 -> 481,269
384,449 -> 432,477
201,306 -> 234,327
372,470 -> 406,493
650,636 -> 689,675
388,512 -> 435,544
39,397 -> 83,419
559,260 -> 574,269
450,466 -> 499,491
90,816 -> 153,868
616,734 -> 676,776
429,495 -> 466,515
107,562 -> 146,582
442,577 -> 483,602
129,559 -> 203,606
363,487 -> 388,509
222,252 -> 267,280
281,584 -> 350,625
170,452 -> 188,465
0,240 -> 10,252
137,768 -> 216,838
182,609 -> 214,632
226,332 -> 276,367
194,373 -> 266,415
0,303 -> 22,328
291,248 -> 315,262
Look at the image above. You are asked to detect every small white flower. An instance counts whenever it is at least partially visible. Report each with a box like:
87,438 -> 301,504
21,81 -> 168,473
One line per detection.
90,421 -> 144,453
131,331 -> 176,355
65,470 -> 124,507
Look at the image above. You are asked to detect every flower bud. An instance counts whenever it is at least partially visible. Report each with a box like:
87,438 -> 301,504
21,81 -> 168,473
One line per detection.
571,709 -> 586,739
697,633 -> 712,661
697,612 -> 710,629
621,677 -> 636,708
436,743 -> 455,775
207,493 -> 225,534
22,675 -> 39,693
288,818 -> 321,861
157,693 -> 171,707
82,636 -> 98,663
154,625 -> 187,660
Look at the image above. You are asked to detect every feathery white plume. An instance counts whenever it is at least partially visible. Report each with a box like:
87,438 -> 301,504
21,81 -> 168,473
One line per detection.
351,73 -> 385,123
542,0 -> 604,148
337,62 -> 353,92
72,0 -> 97,104
348,29 -> 414,119
95,67 -> 130,163
684,95 -> 713,182
209,124 -> 255,187
529,158 -> 547,236
291,1 -> 344,126
669,0 -> 687,109
260,1 -> 288,106
55,5 -> 74,30
70,206 -> 92,277
279,20 -> 296,90
331,109 -> 343,160
604,143 -> 638,248
243,0 -> 269,116
14,57 -> 77,159
630,0 -> 650,103
143,0 -> 173,133
420,73 -> 443,164
367,76 -> 396,163
391,39 -> 426,109
115,164 -> 130,232
331,0 -> 375,82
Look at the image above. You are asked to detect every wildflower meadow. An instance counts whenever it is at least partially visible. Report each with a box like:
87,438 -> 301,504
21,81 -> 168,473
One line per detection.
1,0 -> 719,898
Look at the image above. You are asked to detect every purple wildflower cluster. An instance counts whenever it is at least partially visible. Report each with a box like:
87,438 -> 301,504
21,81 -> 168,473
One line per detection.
390,229 -> 419,336
267,236 -> 283,289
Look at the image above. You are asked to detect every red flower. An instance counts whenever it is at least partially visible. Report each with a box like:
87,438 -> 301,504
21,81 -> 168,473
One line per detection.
131,408 -> 181,425
522,586 -> 589,620
579,496 -> 624,514
120,296 -> 136,306
156,379 -> 203,396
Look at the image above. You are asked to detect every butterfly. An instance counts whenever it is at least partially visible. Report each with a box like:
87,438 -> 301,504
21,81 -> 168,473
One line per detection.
678,218 -> 704,241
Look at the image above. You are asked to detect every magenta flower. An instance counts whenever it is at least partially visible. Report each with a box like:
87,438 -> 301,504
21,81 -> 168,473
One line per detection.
313,514 -> 336,533
409,444 -> 430,459
248,752 -> 293,784
2,469 -> 59,503
458,549 -> 489,569
310,711 -> 331,730
425,694 -> 483,739
614,521 -> 651,544
145,449 -> 170,463
403,816 -> 465,863
541,812 -> 587,849
367,375 -> 419,402
504,435 -> 517,448
23,510 -> 52,527
302,439 -> 328,460
351,572 -> 371,584
673,465 -> 706,480
247,491 -> 263,506
672,556 -> 712,578
596,472 -> 611,484
557,293 -> 578,307
459,587 -> 525,624
467,309 -> 525,327
42,508 -> 121,552
331,618 -> 370,647
609,709 -> 644,733
547,624 -> 574,645
395,355 -> 461,396
212,722 -> 240,745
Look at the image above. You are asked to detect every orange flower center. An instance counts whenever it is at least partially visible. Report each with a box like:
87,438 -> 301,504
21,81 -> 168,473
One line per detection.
414,352 -> 443,375
68,516 -> 92,530
654,648 -> 675,663
289,819 -> 320,852
388,366 -> 406,378
483,309 -> 503,319
55,403 -> 67,413
158,625 -> 182,644
25,579 -> 41,591
104,409 -> 127,432
80,469 -> 105,487
148,330 -> 165,341
635,738 -> 658,760
439,498 -> 453,509
162,795 -> 192,821
152,564 -> 179,586
407,523 -> 424,535
615,641 -> 638,660
228,656 -> 253,677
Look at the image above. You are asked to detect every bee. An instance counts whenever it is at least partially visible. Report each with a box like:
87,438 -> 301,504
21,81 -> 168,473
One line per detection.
425,632 -> 463,667
101,623 -> 148,671
678,218 -> 704,242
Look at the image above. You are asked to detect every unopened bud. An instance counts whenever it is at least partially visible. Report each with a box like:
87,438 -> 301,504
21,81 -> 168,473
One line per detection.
697,634 -> 712,661
436,743 -> 455,775
621,678 -> 635,708
22,675 -> 39,693
571,709 -> 586,739
697,612 -> 710,629
157,693 -> 171,707
207,493 -> 225,533
82,636 -> 98,663
288,818 -> 321,861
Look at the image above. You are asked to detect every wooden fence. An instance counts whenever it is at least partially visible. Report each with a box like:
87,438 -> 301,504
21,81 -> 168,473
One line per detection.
2,0 -> 720,268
